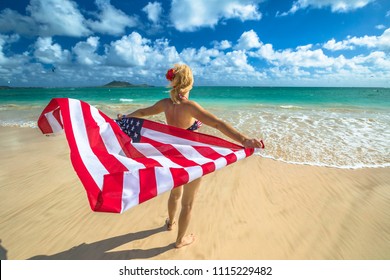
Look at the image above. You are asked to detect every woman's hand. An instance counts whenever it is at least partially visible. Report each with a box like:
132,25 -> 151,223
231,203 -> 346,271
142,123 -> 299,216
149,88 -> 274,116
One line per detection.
117,113 -> 125,120
242,138 -> 265,149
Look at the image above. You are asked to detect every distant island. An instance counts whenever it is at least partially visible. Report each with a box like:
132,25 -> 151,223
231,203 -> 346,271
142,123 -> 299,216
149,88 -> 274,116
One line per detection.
101,80 -> 153,88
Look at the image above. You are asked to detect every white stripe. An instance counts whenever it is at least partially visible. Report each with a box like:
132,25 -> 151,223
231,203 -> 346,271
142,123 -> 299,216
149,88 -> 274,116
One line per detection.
89,106 -> 145,173
172,144 -> 214,165
68,99 -> 108,190
155,167 -> 175,195
234,149 -> 247,161
45,111 -> 62,133
214,150 -> 245,170
214,157 -> 228,170
132,143 -> 183,168
212,147 -> 235,156
185,166 -> 204,182
121,171 -> 140,212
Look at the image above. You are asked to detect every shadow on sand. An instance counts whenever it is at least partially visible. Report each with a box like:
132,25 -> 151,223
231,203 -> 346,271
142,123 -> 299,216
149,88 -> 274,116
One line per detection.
28,225 -> 174,260
0,239 -> 8,260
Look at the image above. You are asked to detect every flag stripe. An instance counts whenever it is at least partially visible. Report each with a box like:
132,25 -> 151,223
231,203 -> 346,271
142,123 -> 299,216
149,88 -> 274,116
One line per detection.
68,99 -> 108,191
139,168 -> 158,203
45,111 -> 62,133
57,99 -> 102,210
122,171 -> 141,212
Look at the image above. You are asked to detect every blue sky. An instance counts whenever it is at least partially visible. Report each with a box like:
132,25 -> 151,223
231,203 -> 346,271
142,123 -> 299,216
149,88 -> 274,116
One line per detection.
0,0 -> 389,87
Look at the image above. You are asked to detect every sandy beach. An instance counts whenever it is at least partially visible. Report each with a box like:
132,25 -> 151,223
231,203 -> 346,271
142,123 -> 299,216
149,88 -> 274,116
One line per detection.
0,126 -> 389,260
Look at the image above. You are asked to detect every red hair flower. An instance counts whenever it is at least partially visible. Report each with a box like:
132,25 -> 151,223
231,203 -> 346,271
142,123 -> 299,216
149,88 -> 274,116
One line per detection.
165,68 -> 175,81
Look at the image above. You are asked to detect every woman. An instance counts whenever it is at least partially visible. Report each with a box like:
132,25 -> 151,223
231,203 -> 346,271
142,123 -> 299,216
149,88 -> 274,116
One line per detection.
117,64 -> 263,248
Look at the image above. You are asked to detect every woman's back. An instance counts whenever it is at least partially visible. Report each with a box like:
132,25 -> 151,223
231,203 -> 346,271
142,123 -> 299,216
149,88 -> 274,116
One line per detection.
162,97 -> 198,130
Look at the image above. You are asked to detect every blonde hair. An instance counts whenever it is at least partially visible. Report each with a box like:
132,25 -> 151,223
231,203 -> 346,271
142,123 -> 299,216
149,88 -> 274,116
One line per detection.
169,64 -> 193,104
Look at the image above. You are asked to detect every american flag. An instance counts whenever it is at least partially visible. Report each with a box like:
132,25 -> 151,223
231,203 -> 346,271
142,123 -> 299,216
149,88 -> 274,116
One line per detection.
38,98 -> 261,213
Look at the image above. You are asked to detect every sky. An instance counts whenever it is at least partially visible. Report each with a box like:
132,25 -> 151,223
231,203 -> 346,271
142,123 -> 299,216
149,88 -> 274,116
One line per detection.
0,0 -> 389,87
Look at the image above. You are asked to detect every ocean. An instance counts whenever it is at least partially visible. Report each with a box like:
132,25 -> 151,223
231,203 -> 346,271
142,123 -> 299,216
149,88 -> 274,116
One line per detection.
1,86 -> 389,169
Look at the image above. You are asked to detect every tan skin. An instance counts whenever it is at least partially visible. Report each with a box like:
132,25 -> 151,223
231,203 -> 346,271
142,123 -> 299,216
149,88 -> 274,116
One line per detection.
119,92 -> 263,248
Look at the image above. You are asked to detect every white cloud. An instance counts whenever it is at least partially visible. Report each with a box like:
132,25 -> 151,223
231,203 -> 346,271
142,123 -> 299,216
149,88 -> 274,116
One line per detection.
105,32 -> 178,68
375,25 -> 386,30
323,28 -> 390,51
34,37 -> 71,64
279,0 -> 375,16
323,38 -> 354,51
73,37 -> 103,65
142,2 -> 163,24
87,0 -> 137,35
106,32 -> 151,66
0,0 -> 90,37
0,8 -> 37,35
0,0 -> 137,37
170,0 -> 262,31
255,43 -> 337,68
212,40 -> 232,50
181,47 -> 220,65
27,0 -> 90,37
235,29 -> 262,50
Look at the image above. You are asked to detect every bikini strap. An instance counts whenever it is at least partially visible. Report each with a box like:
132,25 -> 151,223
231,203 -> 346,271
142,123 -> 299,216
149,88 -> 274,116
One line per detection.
179,93 -> 188,100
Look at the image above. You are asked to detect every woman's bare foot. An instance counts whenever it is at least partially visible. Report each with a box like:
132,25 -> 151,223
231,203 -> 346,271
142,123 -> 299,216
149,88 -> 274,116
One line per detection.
175,234 -> 195,248
165,218 -> 175,231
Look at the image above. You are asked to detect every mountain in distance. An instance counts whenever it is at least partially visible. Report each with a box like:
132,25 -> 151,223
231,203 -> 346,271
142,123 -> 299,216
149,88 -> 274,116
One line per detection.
102,80 -> 153,88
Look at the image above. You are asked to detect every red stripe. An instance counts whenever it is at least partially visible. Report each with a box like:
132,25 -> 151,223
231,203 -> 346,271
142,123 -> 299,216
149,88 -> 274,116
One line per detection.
244,148 -> 255,157
100,173 -> 124,213
193,146 -> 225,161
169,167 -> 190,187
38,116 -> 53,134
224,152 -> 238,165
126,143 -> 163,168
37,99 -> 58,134
139,168 -> 157,203
57,99 -> 102,211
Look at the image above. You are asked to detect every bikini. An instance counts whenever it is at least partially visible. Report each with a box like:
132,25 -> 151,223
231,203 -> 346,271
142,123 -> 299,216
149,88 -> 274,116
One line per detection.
187,120 -> 202,131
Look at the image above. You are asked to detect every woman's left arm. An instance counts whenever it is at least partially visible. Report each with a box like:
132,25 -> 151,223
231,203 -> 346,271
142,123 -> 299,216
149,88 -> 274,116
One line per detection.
119,99 -> 167,119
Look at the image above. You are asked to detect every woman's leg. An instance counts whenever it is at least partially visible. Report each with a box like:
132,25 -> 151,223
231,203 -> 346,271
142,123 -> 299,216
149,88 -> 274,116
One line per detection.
175,178 -> 202,248
167,185 -> 183,230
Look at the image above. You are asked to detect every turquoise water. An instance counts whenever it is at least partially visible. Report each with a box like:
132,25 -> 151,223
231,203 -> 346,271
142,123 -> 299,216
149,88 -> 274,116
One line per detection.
1,86 -> 389,109
1,87 -> 389,169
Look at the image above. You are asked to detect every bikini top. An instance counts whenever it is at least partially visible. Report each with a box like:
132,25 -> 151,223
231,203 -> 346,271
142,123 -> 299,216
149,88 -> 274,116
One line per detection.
187,120 -> 202,131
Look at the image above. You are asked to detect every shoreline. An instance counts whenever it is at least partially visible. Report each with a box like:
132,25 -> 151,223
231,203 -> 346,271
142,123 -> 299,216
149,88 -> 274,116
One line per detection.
1,126 -> 389,260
